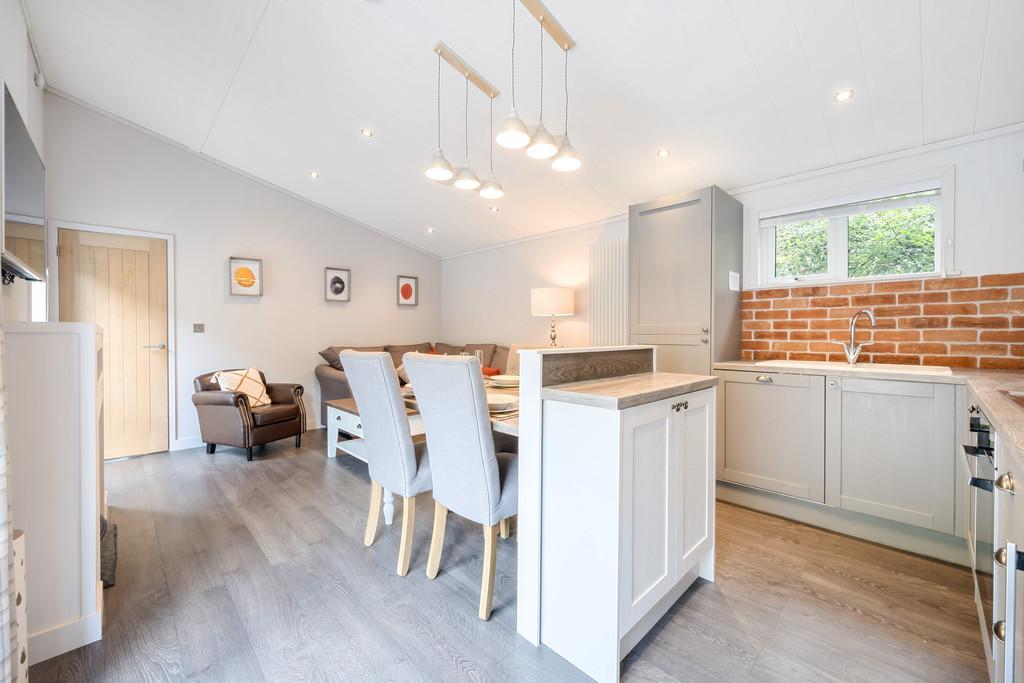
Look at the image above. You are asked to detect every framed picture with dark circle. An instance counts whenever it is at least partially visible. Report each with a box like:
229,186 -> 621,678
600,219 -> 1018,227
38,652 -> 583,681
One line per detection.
397,275 -> 418,306
325,268 -> 351,302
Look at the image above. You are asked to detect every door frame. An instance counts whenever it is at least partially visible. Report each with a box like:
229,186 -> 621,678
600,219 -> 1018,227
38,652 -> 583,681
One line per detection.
47,219 -> 179,452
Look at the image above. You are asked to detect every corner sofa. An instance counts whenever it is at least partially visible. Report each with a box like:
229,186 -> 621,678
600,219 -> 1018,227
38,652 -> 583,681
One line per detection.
315,342 -> 511,426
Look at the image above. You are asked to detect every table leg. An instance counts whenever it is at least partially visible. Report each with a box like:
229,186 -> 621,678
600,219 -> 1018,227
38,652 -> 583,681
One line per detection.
327,423 -> 339,458
382,489 -> 395,526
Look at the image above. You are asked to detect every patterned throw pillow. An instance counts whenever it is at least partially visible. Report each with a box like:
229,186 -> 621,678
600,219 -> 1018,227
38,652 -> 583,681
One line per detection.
213,368 -> 270,407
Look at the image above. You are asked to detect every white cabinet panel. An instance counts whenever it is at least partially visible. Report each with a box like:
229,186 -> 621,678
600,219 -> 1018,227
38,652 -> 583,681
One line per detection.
678,390 -> 713,563
825,377 -> 955,533
626,415 -> 671,611
716,370 -> 825,502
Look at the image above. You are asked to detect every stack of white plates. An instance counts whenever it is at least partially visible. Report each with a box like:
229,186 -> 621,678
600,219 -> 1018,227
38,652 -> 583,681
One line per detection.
489,374 -> 520,388
486,393 -> 518,415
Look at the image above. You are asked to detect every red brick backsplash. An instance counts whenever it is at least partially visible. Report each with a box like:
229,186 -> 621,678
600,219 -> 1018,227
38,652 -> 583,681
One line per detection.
740,273 -> 1024,369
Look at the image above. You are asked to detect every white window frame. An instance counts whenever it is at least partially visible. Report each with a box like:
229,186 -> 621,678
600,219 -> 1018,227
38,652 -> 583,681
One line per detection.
756,174 -> 954,287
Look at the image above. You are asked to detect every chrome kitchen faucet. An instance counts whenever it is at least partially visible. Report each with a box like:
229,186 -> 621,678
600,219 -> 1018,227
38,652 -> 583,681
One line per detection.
835,309 -> 876,365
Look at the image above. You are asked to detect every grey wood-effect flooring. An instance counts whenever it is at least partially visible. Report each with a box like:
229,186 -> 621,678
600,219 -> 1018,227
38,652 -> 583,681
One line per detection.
31,429 -> 987,682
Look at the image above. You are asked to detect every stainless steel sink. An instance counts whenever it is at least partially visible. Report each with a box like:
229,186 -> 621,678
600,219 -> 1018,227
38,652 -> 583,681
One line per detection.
755,359 -> 953,376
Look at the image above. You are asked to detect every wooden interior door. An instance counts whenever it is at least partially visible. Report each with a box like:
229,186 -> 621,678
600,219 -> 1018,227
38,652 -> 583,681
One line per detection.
58,228 -> 168,458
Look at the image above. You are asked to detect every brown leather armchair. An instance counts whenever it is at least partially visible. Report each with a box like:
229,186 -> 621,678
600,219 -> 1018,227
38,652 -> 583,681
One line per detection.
192,370 -> 305,461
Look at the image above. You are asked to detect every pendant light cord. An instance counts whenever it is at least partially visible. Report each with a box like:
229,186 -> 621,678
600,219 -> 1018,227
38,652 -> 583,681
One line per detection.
464,74 -> 470,163
563,47 -> 569,135
510,0 -> 517,111
538,18 -> 544,122
435,50 -> 442,150
489,97 -> 495,172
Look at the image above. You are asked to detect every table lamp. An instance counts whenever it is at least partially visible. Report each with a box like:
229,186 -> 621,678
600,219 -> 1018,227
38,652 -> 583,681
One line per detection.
531,287 -> 575,346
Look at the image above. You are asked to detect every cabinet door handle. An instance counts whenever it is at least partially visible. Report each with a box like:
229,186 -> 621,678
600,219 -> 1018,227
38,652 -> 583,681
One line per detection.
995,620 -> 1006,644
755,375 -> 773,384
996,472 -> 1015,495
701,327 -> 709,334
671,401 -> 688,412
995,546 -> 1024,572
143,343 -> 167,350
828,379 -> 839,389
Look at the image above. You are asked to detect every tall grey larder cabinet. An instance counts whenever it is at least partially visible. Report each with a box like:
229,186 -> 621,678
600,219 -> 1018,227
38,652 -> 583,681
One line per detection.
629,185 -> 743,374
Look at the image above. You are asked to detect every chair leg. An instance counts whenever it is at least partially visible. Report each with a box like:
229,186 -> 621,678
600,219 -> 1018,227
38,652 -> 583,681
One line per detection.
397,496 -> 416,576
364,481 -> 383,547
499,518 -> 510,540
246,447 -> 253,461
426,502 -> 448,579
206,443 -> 216,454
479,524 -> 498,621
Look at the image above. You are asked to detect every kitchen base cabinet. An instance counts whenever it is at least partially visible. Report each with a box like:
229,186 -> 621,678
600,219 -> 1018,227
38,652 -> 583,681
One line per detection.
715,370 -> 825,502
539,387 -> 715,683
826,377 -> 955,534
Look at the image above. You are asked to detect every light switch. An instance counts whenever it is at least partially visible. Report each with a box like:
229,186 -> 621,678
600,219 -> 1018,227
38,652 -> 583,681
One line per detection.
729,271 -> 741,292
193,323 -> 205,333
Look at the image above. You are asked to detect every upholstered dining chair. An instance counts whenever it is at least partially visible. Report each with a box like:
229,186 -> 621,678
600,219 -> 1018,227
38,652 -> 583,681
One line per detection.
340,350 -> 432,576
192,370 -> 304,461
402,353 -> 518,620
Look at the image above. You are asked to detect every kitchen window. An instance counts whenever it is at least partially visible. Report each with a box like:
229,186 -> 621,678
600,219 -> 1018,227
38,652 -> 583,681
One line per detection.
759,188 -> 942,285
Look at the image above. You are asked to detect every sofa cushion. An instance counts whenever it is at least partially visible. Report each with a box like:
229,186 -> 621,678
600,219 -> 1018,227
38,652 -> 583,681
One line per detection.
434,342 -> 464,356
213,368 -> 270,407
319,345 -> 385,370
251,403 -> 300,426
386,343 -> 433,368
491,345 -> 510,374
463,343 -> 496,366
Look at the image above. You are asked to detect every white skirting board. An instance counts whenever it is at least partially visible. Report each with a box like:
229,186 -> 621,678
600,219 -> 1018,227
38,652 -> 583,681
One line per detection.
27,607 -> 103,665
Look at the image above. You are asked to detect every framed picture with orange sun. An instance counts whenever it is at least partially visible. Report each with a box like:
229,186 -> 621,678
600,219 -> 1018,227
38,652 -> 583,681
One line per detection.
229,257 -> 263,297
397,275 -> 418,306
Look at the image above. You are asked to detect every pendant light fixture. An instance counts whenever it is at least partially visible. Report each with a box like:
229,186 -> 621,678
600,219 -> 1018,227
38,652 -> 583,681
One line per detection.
479,96 -> 505,199
453,75 -> 481,190
526,17 -> 558,160
496,0 -> 531,149
424,51 -> 454,182
551,46 -> 581,172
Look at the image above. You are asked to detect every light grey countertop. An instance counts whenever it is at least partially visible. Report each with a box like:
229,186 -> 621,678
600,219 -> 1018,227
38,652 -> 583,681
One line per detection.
714,359 -> 1024,465
542,372 -> 718,410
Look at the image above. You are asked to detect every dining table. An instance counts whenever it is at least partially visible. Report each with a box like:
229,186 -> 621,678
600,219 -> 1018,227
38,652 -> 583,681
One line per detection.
325,381 -> 519,525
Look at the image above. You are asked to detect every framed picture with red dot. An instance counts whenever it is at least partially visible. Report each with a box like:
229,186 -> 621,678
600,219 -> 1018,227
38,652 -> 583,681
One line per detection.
396,275 -> 418,306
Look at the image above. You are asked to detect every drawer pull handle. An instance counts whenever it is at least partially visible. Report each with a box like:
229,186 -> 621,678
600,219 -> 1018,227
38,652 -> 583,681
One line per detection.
671,401 -> 689,412
755,375 -> 773,384
995,620 -> 1007,643
356,423 -> 362,430
996,472 -> 1015,494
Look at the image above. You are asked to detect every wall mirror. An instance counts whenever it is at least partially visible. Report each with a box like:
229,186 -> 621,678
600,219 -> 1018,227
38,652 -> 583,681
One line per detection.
3,85 -> 46,322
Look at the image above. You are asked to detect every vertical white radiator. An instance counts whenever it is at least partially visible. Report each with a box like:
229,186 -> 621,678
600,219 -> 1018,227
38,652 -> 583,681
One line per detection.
588,240 -> 629,346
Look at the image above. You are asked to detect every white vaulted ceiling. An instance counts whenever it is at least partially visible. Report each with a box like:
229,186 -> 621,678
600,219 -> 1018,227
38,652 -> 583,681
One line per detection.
25,0 -> 1024,257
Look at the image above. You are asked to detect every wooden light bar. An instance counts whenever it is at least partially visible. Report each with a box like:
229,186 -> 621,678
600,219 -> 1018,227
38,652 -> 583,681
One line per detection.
520,0 -> 576,51
434,41 -> 500,99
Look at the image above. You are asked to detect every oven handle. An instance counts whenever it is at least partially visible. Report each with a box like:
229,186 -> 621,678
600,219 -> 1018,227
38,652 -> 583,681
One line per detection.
972,477 -> 996,492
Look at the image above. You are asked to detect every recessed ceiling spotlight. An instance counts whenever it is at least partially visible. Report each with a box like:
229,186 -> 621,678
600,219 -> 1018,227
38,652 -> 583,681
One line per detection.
489,205 -> 500,213
360,128 -> 374,138
308,170 -> 320,180
833,88 -> 855,103
656,149 -> 671,158
426,226 -> 435,234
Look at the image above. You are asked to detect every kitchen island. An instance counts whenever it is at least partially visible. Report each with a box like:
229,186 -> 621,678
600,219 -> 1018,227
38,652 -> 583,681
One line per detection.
516,346 -> 717,682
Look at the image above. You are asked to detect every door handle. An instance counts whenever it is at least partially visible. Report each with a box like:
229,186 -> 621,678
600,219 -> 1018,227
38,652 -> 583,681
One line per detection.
143,343 -> 167,350
755,375 -> 773,384
995,472 -> 1015,495
995,546 -> 1024,572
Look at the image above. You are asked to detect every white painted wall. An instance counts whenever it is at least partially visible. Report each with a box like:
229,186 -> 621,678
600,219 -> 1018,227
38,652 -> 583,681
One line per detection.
0,0 -> 44,153
441,217 -> 626,348
442,128 -> 1024,343
733,128 -> 1024,286
44,94 -> 441,446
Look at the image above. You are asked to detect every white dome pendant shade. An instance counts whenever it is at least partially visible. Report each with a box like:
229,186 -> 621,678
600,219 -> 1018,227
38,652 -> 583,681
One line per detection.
551,135 -> 581,172
479,174 -> 504,199
425,150 -> 454,181
496,112 -> 530,149
453,166 -> 481,190
526,122 -> 558,159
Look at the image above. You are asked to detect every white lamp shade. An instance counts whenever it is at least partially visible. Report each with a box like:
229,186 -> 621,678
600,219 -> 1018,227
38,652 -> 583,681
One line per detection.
453,166 -> 481,190
496,111 -> 531,149
531,287 -> 574,317
424,150 -> 454,181
479,176 -> 504,199
551,136 -> 582,172
526,123 -> 558,159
